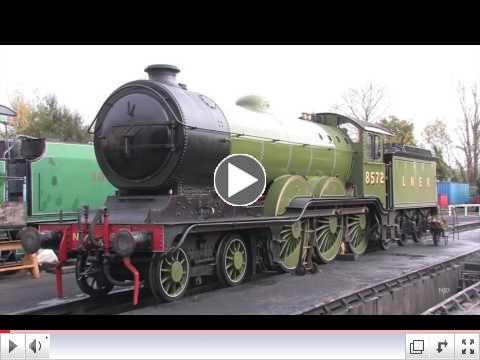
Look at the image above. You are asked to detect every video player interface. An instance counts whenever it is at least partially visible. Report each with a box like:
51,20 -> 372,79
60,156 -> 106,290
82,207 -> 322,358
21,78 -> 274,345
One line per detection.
0,331 -> 477,360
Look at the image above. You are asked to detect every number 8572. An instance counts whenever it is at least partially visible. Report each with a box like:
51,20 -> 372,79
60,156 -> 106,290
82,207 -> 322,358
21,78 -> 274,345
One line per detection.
365,171 -> 385,185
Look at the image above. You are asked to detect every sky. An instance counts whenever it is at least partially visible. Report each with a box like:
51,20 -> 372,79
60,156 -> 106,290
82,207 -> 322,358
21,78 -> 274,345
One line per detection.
1,45 -> 480,144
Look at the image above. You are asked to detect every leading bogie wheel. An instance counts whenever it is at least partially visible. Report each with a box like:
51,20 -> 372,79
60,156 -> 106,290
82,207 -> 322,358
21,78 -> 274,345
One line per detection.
75,253 -> 114,297
149,248 -> 190,302
216,234 -> 249,286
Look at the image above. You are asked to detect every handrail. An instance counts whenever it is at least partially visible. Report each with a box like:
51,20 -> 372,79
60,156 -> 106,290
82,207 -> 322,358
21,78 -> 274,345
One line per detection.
448,204 -> 480,216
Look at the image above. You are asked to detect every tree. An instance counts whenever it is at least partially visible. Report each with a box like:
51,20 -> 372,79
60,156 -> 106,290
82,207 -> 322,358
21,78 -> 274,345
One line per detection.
9,94 -> 90,143
431,145 -> 456,181
333,83 -> 386,122
8,94 -> 32,131
421,119 -> 459,179
455,159 -> 467,183
379,116 -> 416,145
422,119 -> 453,165
457,83 -> 480,184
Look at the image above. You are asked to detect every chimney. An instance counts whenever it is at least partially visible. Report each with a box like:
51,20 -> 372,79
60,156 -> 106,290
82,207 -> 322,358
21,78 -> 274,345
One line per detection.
144,64 -> 180,86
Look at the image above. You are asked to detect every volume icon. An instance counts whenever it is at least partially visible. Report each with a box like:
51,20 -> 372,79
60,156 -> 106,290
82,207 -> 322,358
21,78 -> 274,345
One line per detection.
29,339 -> 41,354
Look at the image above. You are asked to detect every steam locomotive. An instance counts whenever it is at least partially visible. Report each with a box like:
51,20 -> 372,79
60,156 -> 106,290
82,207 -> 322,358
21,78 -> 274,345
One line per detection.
19,65 -> 438,304
0,136 -> 115,266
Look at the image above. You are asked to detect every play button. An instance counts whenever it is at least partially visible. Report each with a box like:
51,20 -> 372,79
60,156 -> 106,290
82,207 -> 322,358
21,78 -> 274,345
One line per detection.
9,340 -> 17,353
227,163 -> 259,198
214,154 -> 266,206
1,334 -> 25,359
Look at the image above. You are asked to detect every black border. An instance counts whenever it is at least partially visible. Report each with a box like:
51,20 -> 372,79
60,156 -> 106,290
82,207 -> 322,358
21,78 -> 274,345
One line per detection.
3,0 -> 480,45
1,315 -> 479,330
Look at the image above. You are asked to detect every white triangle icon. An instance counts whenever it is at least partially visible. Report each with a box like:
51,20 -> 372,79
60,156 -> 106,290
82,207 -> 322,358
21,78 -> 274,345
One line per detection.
228,162 -> 258,198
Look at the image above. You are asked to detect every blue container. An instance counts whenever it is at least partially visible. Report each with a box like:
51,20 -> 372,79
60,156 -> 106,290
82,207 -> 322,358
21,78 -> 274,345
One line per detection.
437,181 -> 470,205
437,182 -> 449,198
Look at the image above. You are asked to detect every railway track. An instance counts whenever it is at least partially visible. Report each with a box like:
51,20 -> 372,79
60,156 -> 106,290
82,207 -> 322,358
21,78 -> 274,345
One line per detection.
9,281 -> 223,315
300,247 -> 480,315
298,222 -> 480,315
422,280 -> 480,315
10,222 -> 480,315
10,287 -> 140,315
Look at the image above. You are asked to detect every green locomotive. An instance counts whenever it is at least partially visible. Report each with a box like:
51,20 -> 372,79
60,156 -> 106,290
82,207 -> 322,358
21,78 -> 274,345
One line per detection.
20,65 -> 437,303
1,138 -> 116,239
226,104 -> 437,269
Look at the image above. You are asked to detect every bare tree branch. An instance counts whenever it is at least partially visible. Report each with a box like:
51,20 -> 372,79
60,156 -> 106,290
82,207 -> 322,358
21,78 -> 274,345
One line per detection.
457,82 -> 480,184
333,83 -> 386,122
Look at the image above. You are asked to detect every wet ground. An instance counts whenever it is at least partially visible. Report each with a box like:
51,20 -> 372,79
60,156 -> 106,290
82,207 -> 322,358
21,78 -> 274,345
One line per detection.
1,216 -> 480,315
0,269 -> 79,314
123,227 -> 480,315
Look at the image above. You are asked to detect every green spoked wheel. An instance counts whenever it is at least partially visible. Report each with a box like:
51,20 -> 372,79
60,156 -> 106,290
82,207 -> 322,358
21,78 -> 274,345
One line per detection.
346,214 -> 368,255
216,234 -> 249,286
76,253 -> 114,297
264,175 -> 312,272
277,220 -> 306,272
149,248 -> 190,302
313,216 -> 342,263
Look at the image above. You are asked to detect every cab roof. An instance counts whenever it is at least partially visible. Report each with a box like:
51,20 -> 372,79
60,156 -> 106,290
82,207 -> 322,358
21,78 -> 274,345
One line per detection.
312,113 -> 393,137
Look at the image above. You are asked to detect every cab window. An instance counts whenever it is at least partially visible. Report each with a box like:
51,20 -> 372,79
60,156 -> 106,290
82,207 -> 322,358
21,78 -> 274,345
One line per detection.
339,123 -> 360,143
367,134 -> 382,160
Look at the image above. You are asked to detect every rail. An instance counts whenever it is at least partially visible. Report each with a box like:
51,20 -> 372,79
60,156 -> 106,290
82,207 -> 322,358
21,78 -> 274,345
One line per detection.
448,204 -> 480,216
298,221 -> 480,315
9,280 -> 220,315
422,280 -> 480,315
8,287 -> 139,315
299,247 -> 480,315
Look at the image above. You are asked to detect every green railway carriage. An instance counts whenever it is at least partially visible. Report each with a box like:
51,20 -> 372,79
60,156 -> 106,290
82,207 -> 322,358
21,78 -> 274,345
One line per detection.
20,65 -> 440,304
27,141 -> 116,223
1,138 -> 116,235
